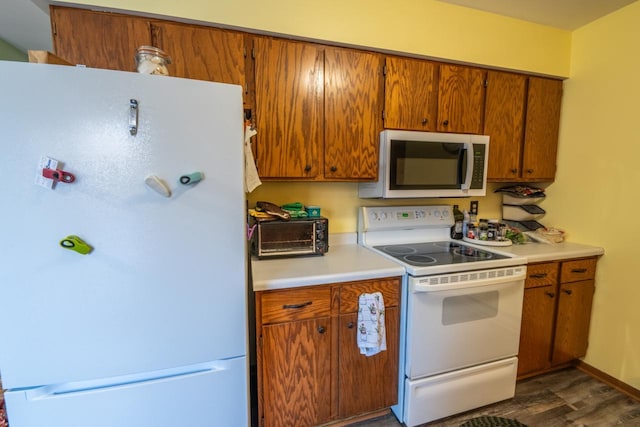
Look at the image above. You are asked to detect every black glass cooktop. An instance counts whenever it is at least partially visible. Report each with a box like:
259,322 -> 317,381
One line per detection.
374,241 -> 510,267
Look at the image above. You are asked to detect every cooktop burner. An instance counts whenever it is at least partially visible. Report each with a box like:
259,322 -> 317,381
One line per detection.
373,241 -> 510,267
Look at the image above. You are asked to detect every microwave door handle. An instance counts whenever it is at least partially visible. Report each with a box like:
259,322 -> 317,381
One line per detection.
461,142 -> 473,190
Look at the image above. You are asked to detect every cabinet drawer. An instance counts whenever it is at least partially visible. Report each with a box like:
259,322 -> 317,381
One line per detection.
525,262 -> 559,288
561,258 -> 597,283
339,277 -> 401,313
260,287 -> 331,324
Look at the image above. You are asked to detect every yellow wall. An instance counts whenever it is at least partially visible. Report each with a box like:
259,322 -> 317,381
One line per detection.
542,1 -> 640,388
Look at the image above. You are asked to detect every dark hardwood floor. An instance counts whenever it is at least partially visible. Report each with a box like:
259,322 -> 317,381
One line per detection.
353,368 -> 640,426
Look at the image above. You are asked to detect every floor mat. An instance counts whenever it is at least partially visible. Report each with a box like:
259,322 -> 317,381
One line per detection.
460,416 -> 527,427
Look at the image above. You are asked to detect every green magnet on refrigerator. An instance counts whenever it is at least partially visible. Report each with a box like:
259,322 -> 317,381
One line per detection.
60,235 -> 93,255
179,172 -> 204,185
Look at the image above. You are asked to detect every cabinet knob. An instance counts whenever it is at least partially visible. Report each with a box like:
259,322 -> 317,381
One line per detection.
526,169 -> 534,174
421,118 -> 428,125
442,119 -> 449,126
330,166 -> 337,172
562,289 -> 573,295
511,168 -> 518,174
347,322 -> 354,329
317,326 -> 326,334
304,165 -> 312,172
545,291 -> 556,298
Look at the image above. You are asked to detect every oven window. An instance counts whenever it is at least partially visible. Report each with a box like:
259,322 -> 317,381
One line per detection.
441,291 -> 499,325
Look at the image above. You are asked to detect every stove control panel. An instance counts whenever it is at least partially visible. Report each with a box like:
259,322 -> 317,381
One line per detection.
359,205 -> 454,231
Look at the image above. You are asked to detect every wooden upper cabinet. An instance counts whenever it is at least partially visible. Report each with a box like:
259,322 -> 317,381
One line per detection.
437,64 -> 486,133
324,48 -> 384,180
51,7 -> 151,72
253,37 -> 323,179
484,71 -> 527,181
383,56 -> 439,131
522,77 -> 563,181
150,22 -> 247,90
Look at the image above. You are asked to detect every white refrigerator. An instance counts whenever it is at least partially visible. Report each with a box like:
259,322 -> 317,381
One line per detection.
0,61 -> 248,426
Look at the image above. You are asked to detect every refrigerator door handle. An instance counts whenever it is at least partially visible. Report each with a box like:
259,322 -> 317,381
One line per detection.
129,98 -> 139,135
23,359 -> 236,400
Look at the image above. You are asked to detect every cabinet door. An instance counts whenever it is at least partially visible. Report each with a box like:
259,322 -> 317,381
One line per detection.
552,279 -> 595,365
522,77 -> 563,181
51,7 -> 151,71
253,37 -> 323,179
383,56 -> 439,131
338,307 -> 399,418
262,318 -> 332,427
517,286 -> 556,376
150,22 -> 246,91
437,64 -> 486,133
484,71 -> 527,181
324,48 -> 384,180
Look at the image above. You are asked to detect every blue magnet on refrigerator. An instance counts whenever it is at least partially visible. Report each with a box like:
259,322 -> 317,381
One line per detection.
179,171 -> 204,185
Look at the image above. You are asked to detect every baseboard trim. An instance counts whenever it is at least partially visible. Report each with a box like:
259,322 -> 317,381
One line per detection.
575,360 -> 640,402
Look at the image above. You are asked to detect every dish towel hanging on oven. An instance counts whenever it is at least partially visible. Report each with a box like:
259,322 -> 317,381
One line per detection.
357,292 -> 386,357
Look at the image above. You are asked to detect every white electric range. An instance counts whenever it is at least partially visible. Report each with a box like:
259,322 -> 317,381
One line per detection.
358,205 -> 527,426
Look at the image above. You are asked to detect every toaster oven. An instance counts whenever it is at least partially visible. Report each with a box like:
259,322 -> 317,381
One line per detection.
251,217 -> 329,259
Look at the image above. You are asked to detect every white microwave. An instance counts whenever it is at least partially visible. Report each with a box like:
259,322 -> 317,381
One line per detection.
359,130 -> 490,199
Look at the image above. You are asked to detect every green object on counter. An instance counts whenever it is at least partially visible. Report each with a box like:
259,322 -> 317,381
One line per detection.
60,235 -> 93,255
281,202 -> 308,218
284,209 -> 308,218
281,202 -> 304,210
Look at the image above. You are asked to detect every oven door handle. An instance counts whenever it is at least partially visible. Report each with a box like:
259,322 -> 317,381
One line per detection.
412,272 -> 525,293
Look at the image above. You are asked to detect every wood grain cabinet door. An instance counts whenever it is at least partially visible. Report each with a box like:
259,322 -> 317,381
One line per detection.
383,56 -> 439,131
437,64 -> 486,134
338,307 -> 399,418
522,77 -> 563,181
262,318 -> 332,427
150,22 -> 246,90
51,7 -> 151,71
484,71 -> 527,181
517,286 -> 556,376
552,279 -> 595,365
253,37 -> 323,179
324,48 -> 384,180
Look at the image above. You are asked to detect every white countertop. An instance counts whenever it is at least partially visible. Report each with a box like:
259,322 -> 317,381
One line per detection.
251,234 -> 605,292
489,240 -> 605,264
251,234 -> 404,292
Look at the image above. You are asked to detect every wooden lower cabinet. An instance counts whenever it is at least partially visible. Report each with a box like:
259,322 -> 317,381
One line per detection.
262,317 -> 332,426
256,277 -> 401,427
517,258 -> 597,378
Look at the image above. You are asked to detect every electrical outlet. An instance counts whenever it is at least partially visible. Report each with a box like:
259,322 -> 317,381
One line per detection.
470,201 -> 479,215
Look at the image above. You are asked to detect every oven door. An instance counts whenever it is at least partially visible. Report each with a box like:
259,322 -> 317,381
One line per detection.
405,266 -> 525,379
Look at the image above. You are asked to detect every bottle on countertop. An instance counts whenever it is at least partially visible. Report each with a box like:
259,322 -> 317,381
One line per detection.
451,204 -> 464,240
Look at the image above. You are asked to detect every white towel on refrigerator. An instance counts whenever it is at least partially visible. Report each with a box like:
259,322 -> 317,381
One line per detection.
244,123 -> 261,193
357,292 -> 387,357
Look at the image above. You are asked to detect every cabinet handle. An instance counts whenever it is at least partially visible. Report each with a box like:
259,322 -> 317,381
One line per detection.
421,118 -> 428,125
562,289 -> 573,295
530,273 -> 548,279
317,326 -> 326,334
347,322 -> 354,329
330,166 -> 337,172
571,268 -> 588,273
526,169 -> 534,174
441,119 -> 449,126
282,301 -> 312,309
304,165 -> 312,173
511,168 -> 518,173
545,291 -> 555,298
